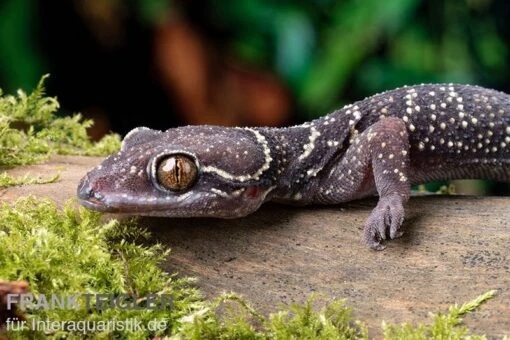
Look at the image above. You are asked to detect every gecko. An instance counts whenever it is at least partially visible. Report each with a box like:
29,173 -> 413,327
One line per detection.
78,84 -> 510,250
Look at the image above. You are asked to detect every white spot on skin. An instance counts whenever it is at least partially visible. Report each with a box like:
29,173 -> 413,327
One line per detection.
231,188 -> 246,197
306,167 -> 322,177
430,104 -> 436,110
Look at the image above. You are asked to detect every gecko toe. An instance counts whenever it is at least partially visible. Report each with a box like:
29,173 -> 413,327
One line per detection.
363,194 -> 406,250
363,226 -> 386,250
389,203 -> 405,239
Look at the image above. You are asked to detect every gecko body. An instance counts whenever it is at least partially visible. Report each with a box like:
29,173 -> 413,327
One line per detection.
78,84 -> 510,249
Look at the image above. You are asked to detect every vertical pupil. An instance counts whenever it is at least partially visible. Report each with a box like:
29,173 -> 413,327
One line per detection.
175,159 -> 181,183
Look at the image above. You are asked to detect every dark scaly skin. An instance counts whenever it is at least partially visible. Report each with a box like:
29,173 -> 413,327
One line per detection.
78,84 -> 510,250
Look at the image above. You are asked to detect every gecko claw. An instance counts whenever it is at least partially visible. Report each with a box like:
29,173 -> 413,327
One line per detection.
363,194 -> 405,250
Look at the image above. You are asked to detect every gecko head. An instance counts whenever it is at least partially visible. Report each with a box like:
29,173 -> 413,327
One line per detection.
77,126 -> 277,218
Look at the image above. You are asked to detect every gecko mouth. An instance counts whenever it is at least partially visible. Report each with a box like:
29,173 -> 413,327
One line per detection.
78,193 -> 122,213
78,197 -> 119,212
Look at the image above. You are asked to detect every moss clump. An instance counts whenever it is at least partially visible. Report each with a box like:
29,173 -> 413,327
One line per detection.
0,172 -> 59,188
176,291 -> 496,339
382,290 -> 497,339
0,74 -> 120,167
0,197 -> 202,339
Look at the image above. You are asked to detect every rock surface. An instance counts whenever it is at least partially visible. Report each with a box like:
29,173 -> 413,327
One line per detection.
2,155 -> 509,337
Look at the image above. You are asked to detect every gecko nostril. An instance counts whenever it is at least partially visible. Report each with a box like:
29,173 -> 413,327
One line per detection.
77,181 -> 102,201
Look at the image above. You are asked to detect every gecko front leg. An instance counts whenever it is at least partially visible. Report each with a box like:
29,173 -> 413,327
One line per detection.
318,117 -> 411,250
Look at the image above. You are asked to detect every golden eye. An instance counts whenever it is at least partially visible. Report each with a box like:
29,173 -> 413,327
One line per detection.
156,154 -> 198,191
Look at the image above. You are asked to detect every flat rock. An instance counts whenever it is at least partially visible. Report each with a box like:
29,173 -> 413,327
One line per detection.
1,156 -> 509,337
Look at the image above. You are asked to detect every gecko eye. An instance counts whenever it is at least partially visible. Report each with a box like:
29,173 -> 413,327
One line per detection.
156,154 -> 198,191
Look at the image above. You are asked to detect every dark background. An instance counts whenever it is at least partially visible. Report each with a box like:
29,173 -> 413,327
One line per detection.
1,0 -> 510,193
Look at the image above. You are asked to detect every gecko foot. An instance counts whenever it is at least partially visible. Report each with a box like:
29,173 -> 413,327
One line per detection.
363,194 -> 405,250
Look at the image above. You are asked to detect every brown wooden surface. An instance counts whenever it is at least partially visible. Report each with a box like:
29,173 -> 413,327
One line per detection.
1,155 -> 509,337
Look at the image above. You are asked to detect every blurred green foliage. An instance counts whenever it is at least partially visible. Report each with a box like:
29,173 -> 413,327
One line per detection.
1,0 -> 508,119
195,0 -> 509,118
0,0 -> 44,92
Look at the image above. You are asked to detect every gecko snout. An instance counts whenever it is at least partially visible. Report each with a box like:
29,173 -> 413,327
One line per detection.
77,177 -> 106,210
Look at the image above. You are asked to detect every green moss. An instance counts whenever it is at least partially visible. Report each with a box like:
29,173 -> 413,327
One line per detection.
0,197 -> 202,339
383,290 -> 497,339
176,291 -> 496,339
0,172 -> 59,188
0,74 -> 121,167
